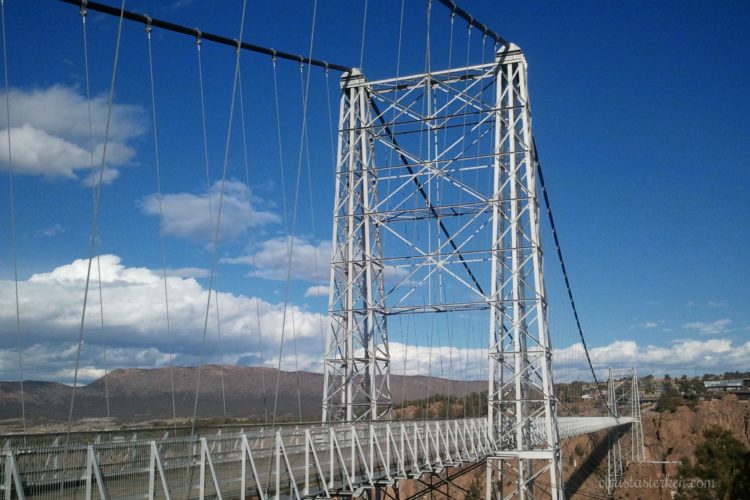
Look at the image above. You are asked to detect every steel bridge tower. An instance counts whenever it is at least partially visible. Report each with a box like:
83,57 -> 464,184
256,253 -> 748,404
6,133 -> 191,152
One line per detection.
322,44 -> 562,498
322,70 -> 390,422
484,44 -> 561,500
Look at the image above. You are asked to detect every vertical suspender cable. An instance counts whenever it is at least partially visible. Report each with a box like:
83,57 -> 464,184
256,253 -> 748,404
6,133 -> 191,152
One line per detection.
1,0 -> 25,433
461,22 -> 475,417
271,0 -> 319,426
65,0 -> 127,442
80,5 -> 111,419
533,138 -> 612,416
214,290 -> 227,421
190,0 -> 248,436
145,18 -> 178,424
359,0 -> 368,69
300,67 -> 327,412
236,59 -> 268,424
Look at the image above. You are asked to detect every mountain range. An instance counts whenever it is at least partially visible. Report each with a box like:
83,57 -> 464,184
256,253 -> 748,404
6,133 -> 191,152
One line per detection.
0,365 -> 485,424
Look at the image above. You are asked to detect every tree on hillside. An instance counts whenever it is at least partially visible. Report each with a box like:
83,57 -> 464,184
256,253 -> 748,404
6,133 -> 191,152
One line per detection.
676,377 -> 705,396
676,426 -> 750,499
655,381 -> 681,412
641,375 -> 655,393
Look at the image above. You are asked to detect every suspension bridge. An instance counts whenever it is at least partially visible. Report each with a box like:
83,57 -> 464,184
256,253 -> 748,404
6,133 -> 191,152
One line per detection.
2,1 -> 647,498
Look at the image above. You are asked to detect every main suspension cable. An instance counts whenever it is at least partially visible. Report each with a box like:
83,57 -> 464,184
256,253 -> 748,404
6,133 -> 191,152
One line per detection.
58,0 -> 352,72
533,137 -> 612,415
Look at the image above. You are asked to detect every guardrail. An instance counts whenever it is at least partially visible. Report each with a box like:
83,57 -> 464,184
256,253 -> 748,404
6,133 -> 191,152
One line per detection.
2,416 -> 632,499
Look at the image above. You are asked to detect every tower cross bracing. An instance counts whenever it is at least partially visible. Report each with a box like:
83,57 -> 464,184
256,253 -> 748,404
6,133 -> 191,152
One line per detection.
322,43 -> 562,498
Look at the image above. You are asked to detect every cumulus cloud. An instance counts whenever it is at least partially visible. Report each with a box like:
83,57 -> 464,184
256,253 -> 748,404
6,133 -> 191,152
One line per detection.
0,85 -> 142,180
681,318 -> 731,335
81,166 -> 120,187
555,337 -> 750,377
389,342 -> 486,379
140,180 -> 278,242
164,267 -> 210,278
304,285 -> 329,298
222,237 -> 331,281
0,255 -> 324,382
4,257 -> 745,384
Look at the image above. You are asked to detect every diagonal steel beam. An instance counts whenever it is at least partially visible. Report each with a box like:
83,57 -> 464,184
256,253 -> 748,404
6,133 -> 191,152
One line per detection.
369,99 -> 486,297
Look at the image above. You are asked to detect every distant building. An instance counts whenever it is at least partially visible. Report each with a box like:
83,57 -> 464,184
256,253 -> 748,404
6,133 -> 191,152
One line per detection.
703,379 -> 750,392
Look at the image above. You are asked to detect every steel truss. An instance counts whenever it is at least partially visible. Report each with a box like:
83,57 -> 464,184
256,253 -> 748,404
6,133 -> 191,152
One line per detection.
321,43 -> 563,498
2,416 -> 633,500
482,43 -> 561,500
604,367 -> 646,495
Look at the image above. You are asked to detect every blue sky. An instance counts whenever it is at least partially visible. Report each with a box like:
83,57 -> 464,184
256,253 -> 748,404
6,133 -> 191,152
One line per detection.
0,0 -> 748,383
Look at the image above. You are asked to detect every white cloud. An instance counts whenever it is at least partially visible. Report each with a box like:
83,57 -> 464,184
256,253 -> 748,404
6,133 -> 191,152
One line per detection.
389,342 -> 486,379
82,166 -> 120,187
34,223 -> 65,238
555,337 -> 750,377
164,267 -> 210,278
222,237 -> 331,281
0,255 -> 325,382
682,318 -> 731,335
0,85 -> 142,180
304,285 -> 329,298
140,180 -> 278,242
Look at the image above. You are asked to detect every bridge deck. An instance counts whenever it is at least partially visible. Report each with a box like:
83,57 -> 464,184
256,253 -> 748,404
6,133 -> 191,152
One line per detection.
2,416 -> 633,499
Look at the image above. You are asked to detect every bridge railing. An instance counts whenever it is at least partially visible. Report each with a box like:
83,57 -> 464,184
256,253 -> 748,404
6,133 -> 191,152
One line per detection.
3,416 -> 633,499
3,418 -> 492,499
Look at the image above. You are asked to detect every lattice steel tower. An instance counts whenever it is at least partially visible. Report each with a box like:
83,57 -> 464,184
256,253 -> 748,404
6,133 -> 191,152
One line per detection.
484,44 -> 561,499
322,44 -> 562,498
322,70 -> 390,422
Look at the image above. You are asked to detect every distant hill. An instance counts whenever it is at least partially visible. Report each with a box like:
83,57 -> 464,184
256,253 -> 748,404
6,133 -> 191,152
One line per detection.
0,365 -> 485,424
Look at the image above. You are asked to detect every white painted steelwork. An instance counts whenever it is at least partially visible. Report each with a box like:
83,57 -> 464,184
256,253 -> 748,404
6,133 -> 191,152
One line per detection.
2,416 -> 633,499
322,42 -> 569,498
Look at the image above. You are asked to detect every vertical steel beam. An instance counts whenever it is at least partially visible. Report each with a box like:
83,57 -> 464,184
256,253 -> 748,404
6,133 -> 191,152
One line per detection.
323,69 -> 390,423
486,43 -> 562,499
631,367 -> 645,462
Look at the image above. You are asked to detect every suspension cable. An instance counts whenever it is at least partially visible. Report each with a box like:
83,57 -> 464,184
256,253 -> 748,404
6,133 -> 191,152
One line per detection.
272,0 -> 319,427
194,30 -> 228,426
145,17 -> 178,425
58,0 -> 352,72
236,56 -> 268,424
79,4 -> 112,420
533,137 -> 613,415
392,0 -> 411,420
432,0 -> 508,47
1,0 -> 25,433
214,290 -> 227,422
359,0 -> 368,69
190,0 -> 248,436
65,0 -> 127,441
